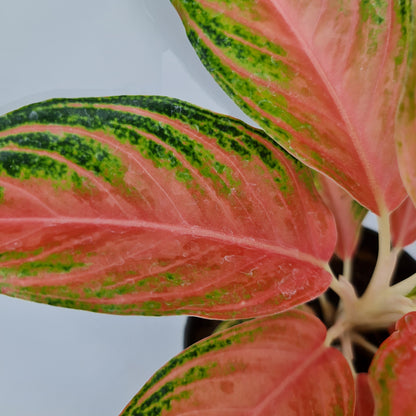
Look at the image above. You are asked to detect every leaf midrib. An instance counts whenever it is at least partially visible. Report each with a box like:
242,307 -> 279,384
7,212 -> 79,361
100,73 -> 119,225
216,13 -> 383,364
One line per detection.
0,216 -> 324,266
267,0 -> 385,210
252,344 -> 329,415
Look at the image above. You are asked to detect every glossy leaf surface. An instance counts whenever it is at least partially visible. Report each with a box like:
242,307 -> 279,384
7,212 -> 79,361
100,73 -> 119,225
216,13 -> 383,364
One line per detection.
390,197 -> 416,248
0,96 -> 335,318
316,174 -> 366,259
171,0 -> 412,213
396,7 -> 416,207
120,310 -> 354,416
369,312 -> 416,415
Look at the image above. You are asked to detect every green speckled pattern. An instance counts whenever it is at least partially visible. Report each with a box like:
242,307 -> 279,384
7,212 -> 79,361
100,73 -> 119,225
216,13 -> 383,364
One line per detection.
120,310 -> 354,415
394,0 -> 416,207
171,0 -> 413,214
0,95 -> 336,319
369,312 -> 416,415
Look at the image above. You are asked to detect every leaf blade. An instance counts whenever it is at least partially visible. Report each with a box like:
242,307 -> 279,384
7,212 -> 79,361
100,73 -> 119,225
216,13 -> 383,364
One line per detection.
120,310 -> 354,416
369,311 -> 416,415
0,96 -> 336,318
316,174 -> 367,259
395,1 -> 416,208
354,373 -> 375,416
171,0 -> 412,213
390,197 -> 416,248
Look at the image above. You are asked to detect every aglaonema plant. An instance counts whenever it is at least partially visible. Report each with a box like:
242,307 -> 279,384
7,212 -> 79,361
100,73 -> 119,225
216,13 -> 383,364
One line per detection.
1,0 -> 416,414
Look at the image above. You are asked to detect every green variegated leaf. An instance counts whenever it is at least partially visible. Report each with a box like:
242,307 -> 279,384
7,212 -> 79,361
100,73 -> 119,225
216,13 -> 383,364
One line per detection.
0,96 -> 336,318
369,312 -> 416,416
171,0 -> 413,214
120,310 -> 354,416
395,0 -> 416,208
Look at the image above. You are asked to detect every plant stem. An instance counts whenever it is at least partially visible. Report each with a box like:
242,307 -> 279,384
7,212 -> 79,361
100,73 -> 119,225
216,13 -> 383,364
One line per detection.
343,257 -> 353,282
341,331 -> 353,365
325,317 -> 349,347
329,273 -> 344,298
363,211 -> 397,297
329,270 -> 357,311
389,271 -> 416,297
373,210 -> 392,285
364,247 -> 400,301
378,210 -> 391,264
351,332 -> 378,355
341,331 -> 357,377
319,293 -> 335,325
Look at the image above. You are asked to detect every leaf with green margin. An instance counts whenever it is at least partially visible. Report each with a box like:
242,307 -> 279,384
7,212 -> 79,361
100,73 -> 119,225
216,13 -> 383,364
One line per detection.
171,0 -> 413,214
315,174 -> 367,260
119,310 -> 354,416
0,96 -> 336,319
369,311 -> 416,416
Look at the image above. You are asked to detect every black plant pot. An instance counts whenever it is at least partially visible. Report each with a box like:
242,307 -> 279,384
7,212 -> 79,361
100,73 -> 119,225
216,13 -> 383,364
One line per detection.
183,227 -> 416,373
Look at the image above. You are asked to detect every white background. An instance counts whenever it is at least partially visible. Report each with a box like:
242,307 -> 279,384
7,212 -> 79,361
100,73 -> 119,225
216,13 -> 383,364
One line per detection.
0,1 -> 414,415
0,1 -> 247,415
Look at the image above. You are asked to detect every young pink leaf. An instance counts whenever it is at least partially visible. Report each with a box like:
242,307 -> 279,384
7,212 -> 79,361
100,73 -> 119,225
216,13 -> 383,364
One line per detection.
171,0 -> 412,214
0,96 -> 336,318
369,311 -> 416,415
120,310 -> 354,416
390,197 -> 416,248
316,174 -> 367,260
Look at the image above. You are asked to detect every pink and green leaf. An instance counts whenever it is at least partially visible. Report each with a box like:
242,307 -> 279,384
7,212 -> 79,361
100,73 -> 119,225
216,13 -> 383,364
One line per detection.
120,310 -> 354,416
316,174 -> 367,260
171,0 -> 412,214
390,197 -> 416,248
0,96 -> 336,319
369,311 -> 416,415
395,4 -> 416,207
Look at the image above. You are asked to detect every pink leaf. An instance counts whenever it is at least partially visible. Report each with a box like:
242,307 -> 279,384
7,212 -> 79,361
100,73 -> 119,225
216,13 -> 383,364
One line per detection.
354,373 -> 375,416
369,311 -> 416,415
390,197 -> 416,248
316,174 -> 366,260
395,12 -> 416,208
0,96 -> 336,318
120,310 -> 354,415
172,0 -> 412,213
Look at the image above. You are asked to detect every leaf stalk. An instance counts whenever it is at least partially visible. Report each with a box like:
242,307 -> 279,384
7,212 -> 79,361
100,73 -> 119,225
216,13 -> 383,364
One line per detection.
362,212 -> 399,299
